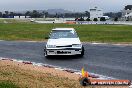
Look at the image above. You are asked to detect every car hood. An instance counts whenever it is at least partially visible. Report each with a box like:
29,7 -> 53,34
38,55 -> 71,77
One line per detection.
47,38 -> 81,46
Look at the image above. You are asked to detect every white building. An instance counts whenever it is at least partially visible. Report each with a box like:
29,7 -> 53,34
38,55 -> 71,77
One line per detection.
90,7 -> 103,20
121,5 -> 132,21
124,12 -> 132,21
14,16 -> 30,19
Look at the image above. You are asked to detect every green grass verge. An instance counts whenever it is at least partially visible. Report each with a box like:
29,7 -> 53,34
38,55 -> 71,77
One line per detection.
0,81 -> 19,88
0,19 -> 30,23
0,23 -> 132,43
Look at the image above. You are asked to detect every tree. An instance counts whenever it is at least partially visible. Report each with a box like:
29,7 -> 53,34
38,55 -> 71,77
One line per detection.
0,12 -> 2,18
104,12 -> 122,18
85,11 -> 90,18
32,10 -> 38,18
5,11 -> 9,15
5,11 -> 9,18
44,12 -> 48,18
42,11 -> 46,18
30,10 -> 42,18
25,11 -> 31,18
55,13 -> 59,18
116,12 -> 122,18
74,13 -> 82,18
93,18 -> 98,21
9,12 -> 14,18
25,11 -> 31,16
100,17 -> 106,21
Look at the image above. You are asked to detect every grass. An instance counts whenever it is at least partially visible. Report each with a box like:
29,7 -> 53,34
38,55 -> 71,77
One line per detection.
0,81 -> 19,88
0,23 -> 132,43
0,19 -> 30,23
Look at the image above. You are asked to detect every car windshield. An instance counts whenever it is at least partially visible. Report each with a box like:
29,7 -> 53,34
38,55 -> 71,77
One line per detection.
50,30 -> 78,39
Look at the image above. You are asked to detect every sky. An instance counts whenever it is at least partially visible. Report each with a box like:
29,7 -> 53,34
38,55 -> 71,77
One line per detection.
0,0 -> 132,12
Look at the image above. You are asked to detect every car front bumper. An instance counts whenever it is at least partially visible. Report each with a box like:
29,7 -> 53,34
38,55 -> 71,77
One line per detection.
45,48 -> 82,55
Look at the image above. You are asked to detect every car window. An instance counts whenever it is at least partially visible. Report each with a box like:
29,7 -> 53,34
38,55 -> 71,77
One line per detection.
50,30 -> 78,39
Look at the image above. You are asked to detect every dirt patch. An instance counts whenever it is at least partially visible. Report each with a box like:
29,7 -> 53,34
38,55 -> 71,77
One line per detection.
0,60 -> 130,88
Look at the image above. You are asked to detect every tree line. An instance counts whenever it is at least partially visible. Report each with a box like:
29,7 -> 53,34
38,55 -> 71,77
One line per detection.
0,10 -> 122,21
0,10 -> 90,18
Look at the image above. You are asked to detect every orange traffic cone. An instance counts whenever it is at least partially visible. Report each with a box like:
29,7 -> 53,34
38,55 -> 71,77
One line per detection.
84,71 -> 89,78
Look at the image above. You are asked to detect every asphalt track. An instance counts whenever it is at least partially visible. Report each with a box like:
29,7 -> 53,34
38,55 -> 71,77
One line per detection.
0,41 -> 132,80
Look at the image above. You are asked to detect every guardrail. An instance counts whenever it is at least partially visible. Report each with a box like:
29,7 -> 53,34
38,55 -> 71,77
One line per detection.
76,21 -> 132,25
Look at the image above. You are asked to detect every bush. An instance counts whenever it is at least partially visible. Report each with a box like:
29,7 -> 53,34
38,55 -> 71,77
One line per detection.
86,18 -> 91,21
93,18 -> 98,21
100,17 -> 106,21
114,17 -> 118,21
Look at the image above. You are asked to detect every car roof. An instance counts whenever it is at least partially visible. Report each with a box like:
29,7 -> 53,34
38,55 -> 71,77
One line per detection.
52,28 -> 75,31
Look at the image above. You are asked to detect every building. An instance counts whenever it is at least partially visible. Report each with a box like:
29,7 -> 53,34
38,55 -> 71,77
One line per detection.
14,16 -> 30,19
124,12 -> 132,21
125,5 -> 132,10
90,7 -> 103,20
121,5 -> 132,21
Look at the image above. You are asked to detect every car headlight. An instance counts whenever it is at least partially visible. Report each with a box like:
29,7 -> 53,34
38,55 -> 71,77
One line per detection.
72,44 -> 82,48
47,45 -> 56,48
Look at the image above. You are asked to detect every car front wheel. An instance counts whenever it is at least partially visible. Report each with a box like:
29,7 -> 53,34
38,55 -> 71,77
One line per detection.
79,46 -> 84,57
44,48 -> 49,58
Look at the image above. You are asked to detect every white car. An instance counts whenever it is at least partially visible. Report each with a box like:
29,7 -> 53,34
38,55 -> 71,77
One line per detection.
44,28 -> 84,57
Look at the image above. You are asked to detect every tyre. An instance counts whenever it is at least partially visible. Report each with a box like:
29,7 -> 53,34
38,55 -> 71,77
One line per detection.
44,48 -> 49,58
79,46 -> 84,57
